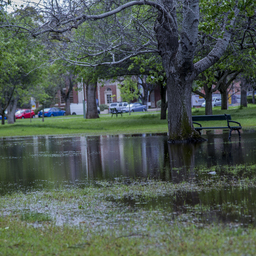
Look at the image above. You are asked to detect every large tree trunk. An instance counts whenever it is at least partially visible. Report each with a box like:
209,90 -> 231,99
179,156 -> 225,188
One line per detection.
65,97 -> 71,115
1,114 -> 5,125
7,99 -> 18,124
155,0 -> 200,142
220,89 -> 228,109
141,86 -> 148,106
204,84 -> 213,115
167,75 -> 199,142
252,89 -> 255,104
86,82 -> 99,119
160,82 -> 167,120
240,79 -> 248,107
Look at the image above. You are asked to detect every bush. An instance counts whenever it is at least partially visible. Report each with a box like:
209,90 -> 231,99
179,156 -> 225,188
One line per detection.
157,100 -> 161,108
247,96 -> 256,104
99,104 -> 109,111
34,106 -> 43,115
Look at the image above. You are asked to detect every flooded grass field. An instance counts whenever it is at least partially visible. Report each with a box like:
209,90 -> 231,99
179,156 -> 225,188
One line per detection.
1,131 -> 256,255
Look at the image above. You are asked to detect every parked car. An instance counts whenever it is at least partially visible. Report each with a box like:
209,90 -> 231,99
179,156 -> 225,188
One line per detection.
38,107 -> 66,117
15,109 -> 35,119
0,115 -> 7,120
108,102 -> 128,113
122,103 -> 147,113
70,103 -> 100,115
201,97 -> 222,108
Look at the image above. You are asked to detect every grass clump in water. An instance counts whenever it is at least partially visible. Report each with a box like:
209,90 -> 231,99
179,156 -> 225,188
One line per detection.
20,211 -> 52,222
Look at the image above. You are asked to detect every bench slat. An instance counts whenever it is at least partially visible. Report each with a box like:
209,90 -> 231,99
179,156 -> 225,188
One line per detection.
195,126 -> 229,130
192,114 -> 241,140
192,114 -> 231,121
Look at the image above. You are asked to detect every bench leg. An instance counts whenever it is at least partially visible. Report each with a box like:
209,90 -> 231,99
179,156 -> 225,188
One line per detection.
195,130 -> 201,135
228,129 -> 232,141
229,129 -> 241,140
237,129 -> 241,139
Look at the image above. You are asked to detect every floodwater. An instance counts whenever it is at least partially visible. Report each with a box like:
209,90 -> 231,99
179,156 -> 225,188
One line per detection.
1,130 -> 256,225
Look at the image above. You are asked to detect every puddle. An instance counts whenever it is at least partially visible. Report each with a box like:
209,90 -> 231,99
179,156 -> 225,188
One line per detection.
1,132 -> 256,226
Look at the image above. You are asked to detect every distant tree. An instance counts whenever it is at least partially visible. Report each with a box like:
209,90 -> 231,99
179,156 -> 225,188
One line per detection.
2,0 -> 256,141
118,76 -> 140,114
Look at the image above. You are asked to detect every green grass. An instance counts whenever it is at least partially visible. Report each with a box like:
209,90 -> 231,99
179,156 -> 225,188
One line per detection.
1,105 -> 256,137
0,111 -> 168,137
1,180 -> 256,255
2,216 -> 256,256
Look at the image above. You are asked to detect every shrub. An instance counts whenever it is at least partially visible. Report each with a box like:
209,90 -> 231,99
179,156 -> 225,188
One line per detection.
157,100 -> 161,108
34,106 -> 43,115
99,104 -> 109,111
247,96 -> 256,104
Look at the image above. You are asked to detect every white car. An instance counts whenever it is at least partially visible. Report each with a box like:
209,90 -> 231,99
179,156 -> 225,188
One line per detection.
108,102 -> 128,113
201,97 -> 221,107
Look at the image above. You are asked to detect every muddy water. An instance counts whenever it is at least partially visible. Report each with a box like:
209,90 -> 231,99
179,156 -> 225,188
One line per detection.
0,132 -> 255,185
1,131 -> 256,225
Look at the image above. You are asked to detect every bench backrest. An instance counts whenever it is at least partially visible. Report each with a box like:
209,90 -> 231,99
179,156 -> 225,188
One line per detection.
192,114 -> 231,121
111,108 -> 122,113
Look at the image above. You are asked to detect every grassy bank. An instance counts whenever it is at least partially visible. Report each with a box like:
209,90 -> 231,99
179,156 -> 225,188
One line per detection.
1,179 -> 256,255
1,216 -> 256,255
0,105 -> 256,137
0,111 -> 168,137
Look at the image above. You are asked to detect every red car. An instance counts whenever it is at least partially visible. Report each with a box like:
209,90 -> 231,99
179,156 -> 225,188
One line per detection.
15,109 -> 35,119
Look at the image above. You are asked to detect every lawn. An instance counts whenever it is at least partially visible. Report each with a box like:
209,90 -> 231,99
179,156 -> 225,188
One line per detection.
1,105 -> 256,255
0,105 -> 256,137
0,111 -> 168,137
2,179 -> 256,255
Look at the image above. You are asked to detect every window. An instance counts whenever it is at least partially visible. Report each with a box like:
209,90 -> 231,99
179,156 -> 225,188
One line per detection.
105,88 -> 113,104
107,94 -> 112,103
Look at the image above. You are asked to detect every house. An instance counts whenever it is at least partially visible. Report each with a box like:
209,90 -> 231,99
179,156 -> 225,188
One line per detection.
54,79 -> 161,109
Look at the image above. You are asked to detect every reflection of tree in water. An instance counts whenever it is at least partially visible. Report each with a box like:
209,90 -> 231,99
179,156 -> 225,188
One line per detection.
168,143 -> 200,183
221,138 -> 244,166
87,136 -> 103,179
205,134 -> 218,167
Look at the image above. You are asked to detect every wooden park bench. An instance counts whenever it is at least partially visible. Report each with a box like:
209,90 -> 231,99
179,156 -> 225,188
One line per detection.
110,108 -> 123,117
192,114 -> 242,140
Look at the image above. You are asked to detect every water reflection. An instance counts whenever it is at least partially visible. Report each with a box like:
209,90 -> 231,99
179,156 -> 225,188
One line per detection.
1,132 -> 256,225
0,132 -> 256,187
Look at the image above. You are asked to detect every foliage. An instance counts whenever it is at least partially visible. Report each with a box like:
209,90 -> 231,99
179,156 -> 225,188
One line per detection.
0,12 -> 50,123
99,104 -> 108,111
129,54 -> 166,85
118,76 -> 140,103
34,106 -> 44,115
247,96 -> 256,104
157,100 -> 161,108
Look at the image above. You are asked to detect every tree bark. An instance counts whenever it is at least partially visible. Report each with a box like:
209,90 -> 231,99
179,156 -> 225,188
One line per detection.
86,82 -> 99,119
155,0 -> 201,142
240,79 -> 248,107
252,89 -> 255,104
221,89 -> 228,110
65,97 -> 71,115
167,75 -> 200,142
204,84 -> 213,115
160,82 -> 167,120
7,98 -> 18,124
1,114 -> 5,125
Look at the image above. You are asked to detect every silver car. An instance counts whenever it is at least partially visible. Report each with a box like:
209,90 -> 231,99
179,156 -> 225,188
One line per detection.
122,103 -> 147,112
108,102 -> 128,113
201,97 -> 221,107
